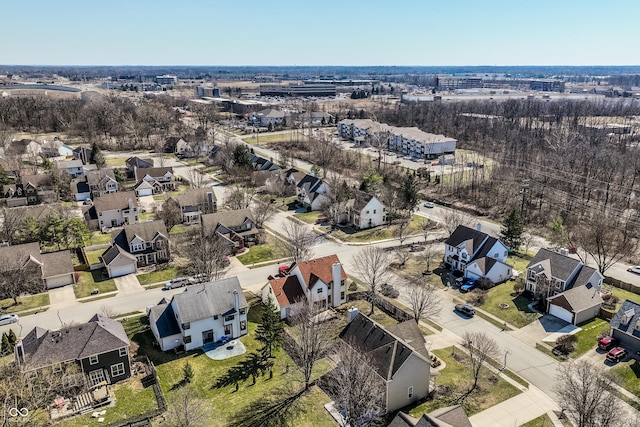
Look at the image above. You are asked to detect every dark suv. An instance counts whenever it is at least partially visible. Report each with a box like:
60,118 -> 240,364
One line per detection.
454,304 -> 475,317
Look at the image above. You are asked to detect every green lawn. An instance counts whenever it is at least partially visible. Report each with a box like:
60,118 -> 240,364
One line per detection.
295,211 -> 323,224
331,214 -> 424,243
242,132 -> 311,144
520,413 -> 555,427
601,286 -> 640,313
407,347 -> 521,416
461,282 -> 541,328
0,293 -> 50,314
611,358 -> 640,397
105,157 -> 126,167
56,382 -> 157,427
89,231 -> 113,245
84,248 -> 105,265
74,271 -> 117,298
236,236 -> 288,265
572,318 -> 609,357
136,266 -> 180,286
508,254 -> 532,273
139,212 -> 156,222
169,223 -> 191,235
125,306 -> 335,426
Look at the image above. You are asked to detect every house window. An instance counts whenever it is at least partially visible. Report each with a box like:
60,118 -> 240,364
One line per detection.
111,363 -> 125,377
366,210 -> 369,214
225,315 -> 235,322
341,291 -> 345,300
214,315 -> 219,320
89,355 -> 99,365
373,209 -> 376,214
408,386 -> 414,399
317,288 -> 323,294
239,308 -> 246,315
88,369 -> 105,386
182,322 -> 190,330
240,321 -> 247,331
184,336 -> 192,344
119,348 -> 127,357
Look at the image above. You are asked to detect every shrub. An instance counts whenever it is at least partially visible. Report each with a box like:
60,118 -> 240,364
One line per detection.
477,277 -> 494,290
513,281 -> 525,294
555,334 -> 578,354
348,281 -> 358,292
469,289 -> 488,305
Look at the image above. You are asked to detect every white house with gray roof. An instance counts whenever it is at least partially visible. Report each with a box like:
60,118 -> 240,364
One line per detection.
148,277 -> 248,351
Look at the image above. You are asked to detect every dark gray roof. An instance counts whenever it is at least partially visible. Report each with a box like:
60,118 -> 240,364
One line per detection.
340,313 -> 429,381
125,156 -> 154,169
527,248 -> 581,282
20,314 -> 129,371
101,244 -> 136,266
445,225 -> 488,254
385,320 -> 430,359
472,236 -> 498,261
135,167 -> 174,182
93,191 -> 138,212
201,209 -> 254,231
122,220 -> 168,245
389,406 -> 471,427
148,303 -> 181,338
548,283 -> 603,313
470,257 -> 498,276
86,169 -> 116,186
172,277 -> 247,323
40,251 -> 74,278
610,300 -> 640,340
175,187 -> 217,207
568,265 -> 601,290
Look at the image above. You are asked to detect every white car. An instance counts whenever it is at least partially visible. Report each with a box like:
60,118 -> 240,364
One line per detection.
627,266 -> 640,275
424,202 -> 435,208
0,314 -> 18,326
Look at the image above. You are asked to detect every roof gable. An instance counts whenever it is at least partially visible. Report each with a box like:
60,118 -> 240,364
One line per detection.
172,277 -> 247,323
527,248 -> 581,282
445,225 -> 488,255
289,254 -> 346,289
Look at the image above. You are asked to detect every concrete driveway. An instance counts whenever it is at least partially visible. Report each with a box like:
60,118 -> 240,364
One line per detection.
138,195 -> 156,213
114,274 -> 144,295
513,315 -> 581,345
48,286 -> 77,308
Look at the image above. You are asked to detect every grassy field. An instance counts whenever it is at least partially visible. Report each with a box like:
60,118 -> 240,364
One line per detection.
243,132 -> 311,145
236,235 -> 288,265
407,347 -> 521,417
520,413 -> 555,427
169,223 -> 191,235
74,271 -> 117,298
460,282 -> 541,328
295,211 -> 323,224
330,214 -> 425,243
105,157 -> 126,167
124,303 -> 336,426
89,231 -> 113,245
611,358 -> 640,397
84,248 -> 105,265
0,293 -> 50,314
572,318 -> 609,357
136,266 -> 180,286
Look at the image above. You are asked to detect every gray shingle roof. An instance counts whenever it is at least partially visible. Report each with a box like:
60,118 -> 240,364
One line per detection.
175,187 -> 217,207
93,191 -> 138,212
389,406 -> 472,427
134,167 -> 174,182
148,303 -> 181,338
527,248 -> 581,282
548,283 -> 603,313
86,169 -> 116,186
172,277 -> 247,323
201,209 -> 254,231
20,314 -> 129,371
610,300 -> 640,340
122,220 -> 168,245
445,225 -> 488,254
0,243 -> 73,279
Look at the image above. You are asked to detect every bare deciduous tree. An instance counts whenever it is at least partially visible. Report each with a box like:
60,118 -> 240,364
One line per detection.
442,210 -> 475,236
250,198 -> 277,228
554,360 -> 622,427
286,298 -> 332,391
0,251 -> 43,304
404,276 -> 441,322
157,197 -> 183,231
164,385 -> 211,427
460,331 -> 499,400
326,341 -> 385,427
423,243 -> 437,273
394,247 -> 410,269
280,220 -> 316,263
351,247 -> 392,315
0,207 -> 23,244
186,167 -> 207,189
226,185 -> 255,210
180,228 -> 230,282
395,217 -> 410,246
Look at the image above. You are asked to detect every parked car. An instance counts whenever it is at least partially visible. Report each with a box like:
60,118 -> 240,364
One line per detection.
424,201 -> 435,208
598,335 -> 619,351
380,283 -> 400,298
454,304 -> 475,317
627,266 -> 640,275
278,265 -> 290,276
164,277 -> 190,290
0,314 -> 18,326
409,244 -> 425,252
460,280 -> 478,293
190,273 -> 208,284
315,217 -> 328,224
606,347 -> 627,363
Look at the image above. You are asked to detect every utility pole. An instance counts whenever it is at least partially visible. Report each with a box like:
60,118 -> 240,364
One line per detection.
520,178 -> 530,219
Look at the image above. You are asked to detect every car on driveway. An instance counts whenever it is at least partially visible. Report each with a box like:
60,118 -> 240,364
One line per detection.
460,280 -> 478,293
627,266 -> 640,275
0,314 -> 18,326
598,335 -> 619,351
606,347 -> 627,363
454,304 -> 475,317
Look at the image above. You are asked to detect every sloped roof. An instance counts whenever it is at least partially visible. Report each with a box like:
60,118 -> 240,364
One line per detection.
339,313 -> 430,381
610,300 -> 640,340
527,248 -> 582,283
122,220 -> 168,245
19,314 -> 129,371
389,406 -> 472,427
385,320 -> 430,359
135,167 -> 174,182
40,251 -> 74,278
548,283 -> 603,314
267,275 -> 305,307
86,169 -> 116,186
125,156 -> 154,169
172,276 -> 247,323
568,265 -> 601,290
20,173 -> 52,188
350,190 -> 376,212
56,159 -> 84,169
93,191 -> 138,212
0,242 -> 40,264
201,208 -> 254,231
101,243 -> 137,266
290,254 -> 347,289
445,225 -> 487,254
175,187 -> 217,207
148,302 -> 181,338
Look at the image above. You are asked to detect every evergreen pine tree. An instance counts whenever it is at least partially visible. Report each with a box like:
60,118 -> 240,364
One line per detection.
500,209 -> 525,252
1,333 -> 9,354
254,296 -> 285,359
90,142 -> 106,168
8,329 -> 16,347
183,361 -> 194,383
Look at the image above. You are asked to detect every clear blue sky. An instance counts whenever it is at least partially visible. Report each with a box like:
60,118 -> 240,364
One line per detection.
2,0 -> 638,66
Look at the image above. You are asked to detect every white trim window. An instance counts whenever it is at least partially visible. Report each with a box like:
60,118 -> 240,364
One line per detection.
408,386 -> 414,399
89,355 -> 99,365
119,348 -> 127,357
111,362 -> 125,377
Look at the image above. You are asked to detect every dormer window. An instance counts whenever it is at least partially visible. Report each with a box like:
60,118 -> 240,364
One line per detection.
635,319 -> 640,331
621,309 -> 635,325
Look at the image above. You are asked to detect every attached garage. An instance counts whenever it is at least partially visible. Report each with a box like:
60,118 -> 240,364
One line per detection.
45,273 -> 75,289
547,284 -> 603,325
549,303 -> 573,324
108,263 -> 136,278
101,245 -> 137,278
41,251 -> 77,289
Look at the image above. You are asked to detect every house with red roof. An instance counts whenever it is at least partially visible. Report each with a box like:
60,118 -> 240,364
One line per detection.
261,254 -> 347,319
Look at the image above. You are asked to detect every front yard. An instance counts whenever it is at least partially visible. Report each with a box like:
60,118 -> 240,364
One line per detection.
74,271 -> 117,298
136,266 -> 181,286
407,346 -> 521,417
611,358 -> 640,398
295,210 -> 323,224
329,214 -> 427,243
0,293 -> 50,314
572,318 -> 609,357
460,282 -> 541,328
236,234 -> 288,265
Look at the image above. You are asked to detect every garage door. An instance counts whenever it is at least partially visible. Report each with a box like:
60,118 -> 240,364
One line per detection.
549,304 -> 574,324
46,274 -> 75,289
109,264 -> 136,278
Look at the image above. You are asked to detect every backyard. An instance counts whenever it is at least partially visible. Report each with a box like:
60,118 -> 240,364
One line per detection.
236,234 -> 288,266
74,271 -> 117,298
407,347 -> 521,417
328,214 -> 426,243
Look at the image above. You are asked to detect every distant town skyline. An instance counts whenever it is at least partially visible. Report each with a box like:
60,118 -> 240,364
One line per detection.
2,0 -> 639,67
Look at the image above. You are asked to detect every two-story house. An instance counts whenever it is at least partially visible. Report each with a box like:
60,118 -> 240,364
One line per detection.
73,146 -> 93,165
148,276 -> 248,351
526,248 -> 604,324
134,167 -> 176,196
444,225 -> 512,284
101,220 -> 170,278
84,191 -> 139,230
339,310 -> 437,413
201,209 -> 259,249
296,174 -> 330,211
262,254 -> 347,319
609,300 -> 640,355
175,188 -> 217,224
249,108 -> 285,127
87,169 -> 118,198
56,159 -> 85,178
125,156 -> 154,179
2,173 -> 55,207
347,191 -> 386,230
0,242 -> 76,289
15,314 -> 131,386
